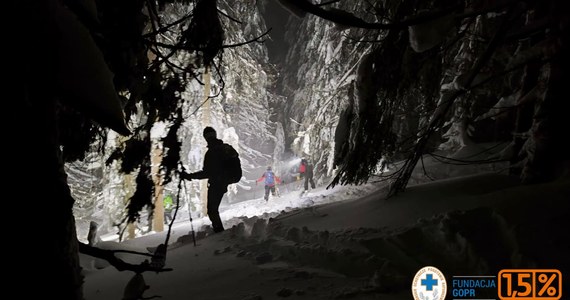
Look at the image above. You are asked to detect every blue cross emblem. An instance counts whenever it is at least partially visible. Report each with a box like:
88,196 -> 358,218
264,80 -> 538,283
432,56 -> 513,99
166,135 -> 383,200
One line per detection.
421,273 -> 438,291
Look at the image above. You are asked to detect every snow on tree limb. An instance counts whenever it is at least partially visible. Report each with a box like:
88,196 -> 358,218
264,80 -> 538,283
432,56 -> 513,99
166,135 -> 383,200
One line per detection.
55,2 -> 130,136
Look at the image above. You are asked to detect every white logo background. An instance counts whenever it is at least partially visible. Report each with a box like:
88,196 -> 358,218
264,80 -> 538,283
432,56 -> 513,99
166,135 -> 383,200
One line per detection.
412,266 -> 447,300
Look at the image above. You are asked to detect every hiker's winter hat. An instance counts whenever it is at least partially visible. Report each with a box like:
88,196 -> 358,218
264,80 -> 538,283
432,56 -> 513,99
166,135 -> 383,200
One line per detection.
203,127 -> 217,140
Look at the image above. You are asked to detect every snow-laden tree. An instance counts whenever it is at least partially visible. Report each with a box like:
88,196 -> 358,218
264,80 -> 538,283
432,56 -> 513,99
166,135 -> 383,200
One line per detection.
277,1 -> 381,185
66,0 -> 280,238
276,0 -> 569,194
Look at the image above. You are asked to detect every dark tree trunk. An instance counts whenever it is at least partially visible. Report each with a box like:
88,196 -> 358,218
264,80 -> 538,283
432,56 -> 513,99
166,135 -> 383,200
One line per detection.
12,0 -> 84,298
514,2 -> 570,182
17,73 -> 85,300
510,61 -> 540,176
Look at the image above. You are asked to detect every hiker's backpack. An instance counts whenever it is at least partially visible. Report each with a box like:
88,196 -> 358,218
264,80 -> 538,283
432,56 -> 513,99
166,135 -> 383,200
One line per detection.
264,171 -> 275,185
222,143 -> 242,184
299,163 -> 306,174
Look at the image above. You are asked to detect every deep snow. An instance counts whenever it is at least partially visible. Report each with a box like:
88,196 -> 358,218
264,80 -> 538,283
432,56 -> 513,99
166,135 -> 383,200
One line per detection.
81,155 -> 569,300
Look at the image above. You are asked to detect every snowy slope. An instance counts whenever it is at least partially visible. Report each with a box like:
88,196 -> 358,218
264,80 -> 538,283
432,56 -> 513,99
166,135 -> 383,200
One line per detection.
82,167 -> 569,300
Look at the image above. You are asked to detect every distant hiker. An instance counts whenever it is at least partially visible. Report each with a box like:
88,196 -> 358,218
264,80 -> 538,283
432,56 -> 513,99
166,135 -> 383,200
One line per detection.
289,164 -> 301,182
182,127 -> 241,233
300,158 -> 315,192
256,166 -> 282,201
163,194 -> 174,224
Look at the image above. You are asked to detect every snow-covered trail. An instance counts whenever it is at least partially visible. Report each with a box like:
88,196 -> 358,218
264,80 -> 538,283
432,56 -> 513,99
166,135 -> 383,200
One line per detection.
83,173 -> 569,300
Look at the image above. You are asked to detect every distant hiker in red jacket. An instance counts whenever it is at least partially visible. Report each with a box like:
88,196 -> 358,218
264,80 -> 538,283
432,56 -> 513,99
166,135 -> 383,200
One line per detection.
256,166 -> 281,201
300,158 -> 315,192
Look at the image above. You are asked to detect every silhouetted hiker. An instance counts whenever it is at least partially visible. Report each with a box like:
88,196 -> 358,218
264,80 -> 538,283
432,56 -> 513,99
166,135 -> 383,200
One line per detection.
300,158 -> 315,192
256,166 -> 282,201
182,127 -> 240,233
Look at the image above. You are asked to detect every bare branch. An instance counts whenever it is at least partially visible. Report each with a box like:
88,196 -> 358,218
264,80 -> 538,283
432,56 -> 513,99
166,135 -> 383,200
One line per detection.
428,152 -> 508,165
217,8 -> 243,24
147,46 -> 204,85
221,29 -> 272,48
78,242 -> 173,273
279,0 -> 519,30
316,0 -> 342,6
142,12 -> 194,39
146,0 -> 163,33
342,33 -> 386,44
278,0 -> 461,29
147,28 -> 271,51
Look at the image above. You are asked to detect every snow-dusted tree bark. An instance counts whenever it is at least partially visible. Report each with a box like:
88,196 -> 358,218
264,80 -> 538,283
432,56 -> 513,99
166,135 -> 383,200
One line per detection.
66,154 -> 107,241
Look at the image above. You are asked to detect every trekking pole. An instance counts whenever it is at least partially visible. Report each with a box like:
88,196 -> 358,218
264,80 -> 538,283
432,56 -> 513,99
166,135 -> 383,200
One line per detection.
182,178 -> 196,247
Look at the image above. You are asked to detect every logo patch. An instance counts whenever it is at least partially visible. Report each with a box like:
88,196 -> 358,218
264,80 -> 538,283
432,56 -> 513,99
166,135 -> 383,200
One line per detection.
412,266 -> 447,300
